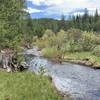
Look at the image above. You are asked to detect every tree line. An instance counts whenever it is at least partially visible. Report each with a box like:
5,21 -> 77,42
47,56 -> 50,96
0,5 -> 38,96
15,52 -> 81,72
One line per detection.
31,9 -> 100,37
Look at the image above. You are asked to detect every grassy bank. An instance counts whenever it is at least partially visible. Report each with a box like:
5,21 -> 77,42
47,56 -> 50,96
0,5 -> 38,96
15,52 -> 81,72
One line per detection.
64,52 -> 100,68
41,47 -> 100,68
64,52 -> 100,61
0,71 -> 62,100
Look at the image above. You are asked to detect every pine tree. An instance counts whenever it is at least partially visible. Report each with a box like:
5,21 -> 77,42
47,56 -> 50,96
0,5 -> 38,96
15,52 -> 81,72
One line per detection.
60,15 -> 66,30
94,9 -> 99,22
0,0 -> 27,48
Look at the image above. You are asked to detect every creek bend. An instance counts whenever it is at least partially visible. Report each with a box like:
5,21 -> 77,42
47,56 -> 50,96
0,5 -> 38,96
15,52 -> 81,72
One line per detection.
25,47 -> 100,100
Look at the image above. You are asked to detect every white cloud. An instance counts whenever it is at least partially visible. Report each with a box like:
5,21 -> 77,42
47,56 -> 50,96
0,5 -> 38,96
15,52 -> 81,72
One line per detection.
27,0 -> 100,16
27,0 -> 63,6
27,7 -> 42,13
27,0 -> 45,5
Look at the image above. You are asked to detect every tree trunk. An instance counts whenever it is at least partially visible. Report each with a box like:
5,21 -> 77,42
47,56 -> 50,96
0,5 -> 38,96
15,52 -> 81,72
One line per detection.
1,50 -> 13,72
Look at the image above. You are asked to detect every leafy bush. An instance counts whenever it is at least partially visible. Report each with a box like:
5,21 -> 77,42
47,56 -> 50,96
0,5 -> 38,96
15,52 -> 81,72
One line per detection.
79,32 -> 96,51
56,30 -> 67,47
93,45 -> 100,56
66,28 -> 82,43
36,39 -> 49,49
43,29 -> 55,39
95,35 -> 100,45
36,29 -> 99,56
61,42 -> 82,53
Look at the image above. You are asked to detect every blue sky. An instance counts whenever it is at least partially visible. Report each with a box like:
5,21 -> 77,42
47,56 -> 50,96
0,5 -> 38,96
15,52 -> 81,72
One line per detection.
26,0 -> 100,19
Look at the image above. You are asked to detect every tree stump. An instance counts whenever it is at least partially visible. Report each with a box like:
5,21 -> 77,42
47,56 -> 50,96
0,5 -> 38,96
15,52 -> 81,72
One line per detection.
1,49 -> 14,72
0,48 -> 28,72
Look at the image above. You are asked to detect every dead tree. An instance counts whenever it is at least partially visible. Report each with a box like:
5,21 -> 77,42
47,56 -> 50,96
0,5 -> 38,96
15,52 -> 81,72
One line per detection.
1,49 -> 14,72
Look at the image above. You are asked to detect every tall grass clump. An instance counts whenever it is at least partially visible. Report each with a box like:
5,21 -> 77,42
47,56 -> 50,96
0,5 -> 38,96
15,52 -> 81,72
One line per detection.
42,47 -> 62,58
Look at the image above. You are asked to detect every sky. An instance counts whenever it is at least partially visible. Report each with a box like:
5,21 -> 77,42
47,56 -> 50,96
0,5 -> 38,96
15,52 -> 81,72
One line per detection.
26,0 -> 100,19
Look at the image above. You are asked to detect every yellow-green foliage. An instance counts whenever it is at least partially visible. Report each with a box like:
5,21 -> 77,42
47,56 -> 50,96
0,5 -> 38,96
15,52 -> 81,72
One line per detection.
42,47 -> 62,58
65,52 -> 93,60
0,72 -> 61,100
36,29 -> 55,49
36,29 -> 99,54
66,28 -> 82,42
62,42 -> 82,52
95,35 -> 100,45
43,29 -> 55,38
48,36 -> 58,47
64,51 -> 100,64
55,30 -> 67,47
39,29 -> 67,48
42,29 -> 57,47
79,32 -> 96,51
93,45 -> 100,56
36,39 -> 50,49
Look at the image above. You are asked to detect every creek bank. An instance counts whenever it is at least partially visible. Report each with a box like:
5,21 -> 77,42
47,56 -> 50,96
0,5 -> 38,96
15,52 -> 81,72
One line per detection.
38,47 -> 100,69
41,56 -> 100,69
63,58 -> 100,69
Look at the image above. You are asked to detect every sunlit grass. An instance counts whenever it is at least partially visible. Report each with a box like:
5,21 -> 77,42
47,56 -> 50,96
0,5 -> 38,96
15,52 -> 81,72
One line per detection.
0,72 -> 61,100
65,52 -> 100,63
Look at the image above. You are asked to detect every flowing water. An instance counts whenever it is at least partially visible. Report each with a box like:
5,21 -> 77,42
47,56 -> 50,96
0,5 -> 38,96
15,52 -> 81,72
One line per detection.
25,47 -> 100,100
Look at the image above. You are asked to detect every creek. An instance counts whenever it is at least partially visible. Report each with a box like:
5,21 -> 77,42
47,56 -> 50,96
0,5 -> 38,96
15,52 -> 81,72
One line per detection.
25,47 -> 100,100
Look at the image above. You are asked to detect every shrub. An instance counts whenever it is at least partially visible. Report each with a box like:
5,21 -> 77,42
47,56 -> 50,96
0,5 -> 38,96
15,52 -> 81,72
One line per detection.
42,30 -> 68,48
79,32 -> 96,51
95,35 -> 100,45
66,28 -> 82,43
42,29 -> 67,48
93,45 -> 100,56
43,29 -> 55,38
56,30 -> 67,47
48,36 -> 58,47
61,42 -> 82,53
69,43 -> 82,52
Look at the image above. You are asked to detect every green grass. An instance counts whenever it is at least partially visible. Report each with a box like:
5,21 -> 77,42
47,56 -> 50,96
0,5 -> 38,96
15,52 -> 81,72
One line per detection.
0,72 -> 61,100
65,52 -> 100,63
